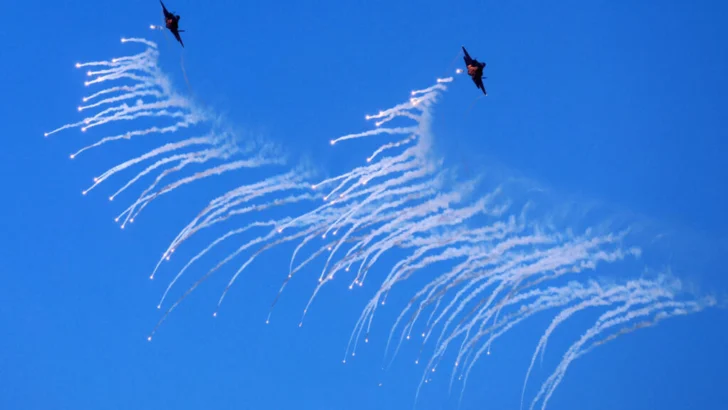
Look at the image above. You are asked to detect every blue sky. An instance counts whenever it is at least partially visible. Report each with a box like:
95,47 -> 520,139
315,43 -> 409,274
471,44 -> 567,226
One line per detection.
2,1 -> 728,409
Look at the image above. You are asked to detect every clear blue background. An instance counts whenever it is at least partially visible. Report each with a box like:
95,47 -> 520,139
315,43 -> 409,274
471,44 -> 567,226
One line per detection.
1,0 -> 727,409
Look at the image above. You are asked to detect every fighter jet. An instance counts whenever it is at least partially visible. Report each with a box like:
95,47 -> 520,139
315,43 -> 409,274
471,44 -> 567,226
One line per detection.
160,1 -> 184,47
462,46 -> 486,95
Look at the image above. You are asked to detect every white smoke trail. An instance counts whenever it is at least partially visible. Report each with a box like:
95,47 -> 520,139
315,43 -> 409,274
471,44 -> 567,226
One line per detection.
52,37 -> 716,410
46,37 -> 286,229
530,293 -> 715,410
141,75 -> 460,337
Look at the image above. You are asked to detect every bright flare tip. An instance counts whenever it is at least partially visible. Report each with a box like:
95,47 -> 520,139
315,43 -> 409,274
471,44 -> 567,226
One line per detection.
147,336 -> 152,341
329,139 -> 335,145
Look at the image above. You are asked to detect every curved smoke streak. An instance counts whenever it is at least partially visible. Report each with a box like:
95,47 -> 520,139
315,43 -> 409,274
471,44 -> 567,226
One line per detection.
48,37 -> 716,410
45,37 -> 287,229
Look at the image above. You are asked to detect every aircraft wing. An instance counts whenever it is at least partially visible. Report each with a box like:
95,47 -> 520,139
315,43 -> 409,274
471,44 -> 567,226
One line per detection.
471,75 -> 486,95
172,30 -> 184,47
160,0 -> 172,19
462,46 -> 475,66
